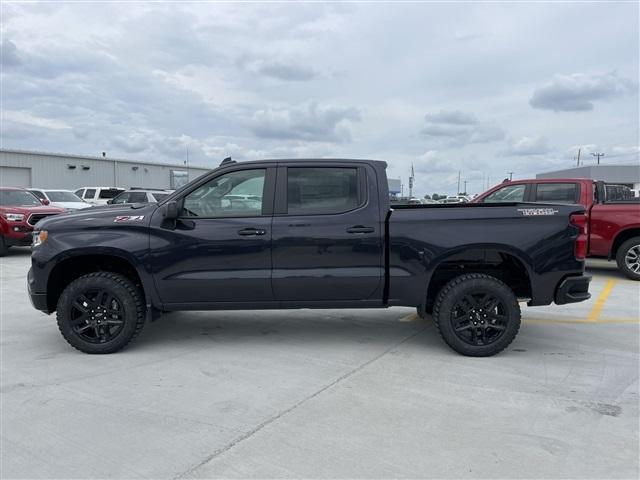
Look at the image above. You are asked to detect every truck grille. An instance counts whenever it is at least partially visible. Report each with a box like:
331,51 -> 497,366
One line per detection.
27,213 -> 57,226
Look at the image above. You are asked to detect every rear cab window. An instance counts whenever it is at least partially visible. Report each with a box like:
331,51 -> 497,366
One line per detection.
534,183 -> 579,204
286,167 -> 363,215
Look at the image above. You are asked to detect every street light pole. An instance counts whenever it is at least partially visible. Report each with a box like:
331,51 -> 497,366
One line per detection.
591,152 -> 605,164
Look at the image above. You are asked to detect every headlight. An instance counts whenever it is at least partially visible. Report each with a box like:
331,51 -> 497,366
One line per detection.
3,213 -> 24,222
32,230 -> 48,247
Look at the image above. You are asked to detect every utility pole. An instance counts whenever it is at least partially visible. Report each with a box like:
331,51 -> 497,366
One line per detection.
591,152 -> 605,164
576,148 -> 581,167
463,180 -> 467,195
457,171 -> 461,195
408,162 -> 414,198
508,172 -> 514,181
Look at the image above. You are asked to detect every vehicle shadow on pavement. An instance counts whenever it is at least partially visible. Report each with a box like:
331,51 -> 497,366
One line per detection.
132,310 -> 441,352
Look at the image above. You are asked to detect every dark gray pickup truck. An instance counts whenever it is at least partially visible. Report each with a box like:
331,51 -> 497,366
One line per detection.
29,158 -> 591,356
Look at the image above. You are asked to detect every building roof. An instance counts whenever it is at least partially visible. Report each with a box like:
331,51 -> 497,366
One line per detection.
0,148 -> 211,171
536,164 -> 640,183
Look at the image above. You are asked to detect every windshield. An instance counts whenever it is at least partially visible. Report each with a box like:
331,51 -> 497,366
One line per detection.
47,191 -> 84,202
0,190 -> 41,206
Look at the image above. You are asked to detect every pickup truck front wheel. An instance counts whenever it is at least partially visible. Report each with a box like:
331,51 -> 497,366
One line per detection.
616,237 -> 640,281
433,274 -> 521,357
56,272 -> 145,354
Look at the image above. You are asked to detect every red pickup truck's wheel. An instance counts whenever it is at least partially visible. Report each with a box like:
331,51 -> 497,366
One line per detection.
56,272 -> 145,354
0,236 -> 8,256
433,273 -> 521,357
616,237 -> 640,281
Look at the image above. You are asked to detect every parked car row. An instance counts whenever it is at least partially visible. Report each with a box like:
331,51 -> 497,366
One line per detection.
0,186 -> 173,256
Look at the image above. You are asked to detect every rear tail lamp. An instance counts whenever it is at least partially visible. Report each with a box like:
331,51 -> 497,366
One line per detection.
570,213 -> 588,260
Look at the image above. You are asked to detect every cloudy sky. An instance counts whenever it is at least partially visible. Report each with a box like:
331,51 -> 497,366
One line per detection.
1,2 -> 638,195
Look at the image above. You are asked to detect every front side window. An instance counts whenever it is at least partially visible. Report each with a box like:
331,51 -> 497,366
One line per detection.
535,183 -> 578,203
84,189 -> 96,199
75,189 -> 85,197
183,169 -> 265,217
111,193 -> 130,204
31,190 -> 46,200
483,184 -> 526,203
287,167 -> 360,215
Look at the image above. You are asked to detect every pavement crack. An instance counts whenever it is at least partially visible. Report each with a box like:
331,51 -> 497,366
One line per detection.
172,324 -> 428,479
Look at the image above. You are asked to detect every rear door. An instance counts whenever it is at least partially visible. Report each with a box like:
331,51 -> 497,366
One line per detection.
150,165 -> 276,305
270,163 -> 383,302
532,183 -> 580,204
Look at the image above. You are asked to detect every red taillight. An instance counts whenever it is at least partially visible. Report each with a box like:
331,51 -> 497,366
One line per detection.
570,213 -> 588,260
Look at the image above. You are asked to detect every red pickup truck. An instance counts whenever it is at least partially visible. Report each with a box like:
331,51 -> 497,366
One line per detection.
474,178 -> 640,280
0,188 -> 66,256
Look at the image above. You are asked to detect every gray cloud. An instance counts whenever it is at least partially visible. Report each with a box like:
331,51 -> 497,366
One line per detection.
248,103 -> 361,143
1,39 -> 21,67
258,61 -> 318,81
529,72 -> 637,112
421,110 -> 505,146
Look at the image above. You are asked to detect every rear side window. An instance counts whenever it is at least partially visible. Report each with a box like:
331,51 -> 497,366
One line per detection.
535,183 -> 578,203
483,184 -> 526,203
99,188 -> 123,199
84,189 -> 96,199
287,167 -> 361,215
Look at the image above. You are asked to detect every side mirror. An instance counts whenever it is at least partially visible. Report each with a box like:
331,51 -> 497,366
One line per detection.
42,199 -> 50,206
164,200 -> 178,220
107,199 -> 114,205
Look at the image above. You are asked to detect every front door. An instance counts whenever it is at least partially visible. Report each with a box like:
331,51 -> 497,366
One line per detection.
150,166 -> 276,306
271,164 -> 384,302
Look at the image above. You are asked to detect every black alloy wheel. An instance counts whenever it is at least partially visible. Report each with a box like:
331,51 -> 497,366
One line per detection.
433,273 -> 521,357
450,291 -> 508,347
57,272 -> 145,354
69,289 -> 126,343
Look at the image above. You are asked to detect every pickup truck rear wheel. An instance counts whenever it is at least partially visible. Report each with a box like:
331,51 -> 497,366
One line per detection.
433,273 -> 521,357
616,237 -> 640,280
56,272 -> 145,354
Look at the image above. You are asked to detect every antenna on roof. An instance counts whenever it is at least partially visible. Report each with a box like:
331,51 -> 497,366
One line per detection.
220,156 -> 236,167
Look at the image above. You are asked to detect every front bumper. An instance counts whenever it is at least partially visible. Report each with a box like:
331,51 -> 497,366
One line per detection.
27,267 -> 50,313
555,274 -> 592,305
4,230 -> 33,246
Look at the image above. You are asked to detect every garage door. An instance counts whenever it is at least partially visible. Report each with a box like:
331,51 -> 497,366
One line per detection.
0,166 -> 32,187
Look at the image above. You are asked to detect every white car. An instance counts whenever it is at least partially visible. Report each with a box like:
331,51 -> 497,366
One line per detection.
29,189 -> 92,211
74,187 -> 125,205
108,188 -> 172,205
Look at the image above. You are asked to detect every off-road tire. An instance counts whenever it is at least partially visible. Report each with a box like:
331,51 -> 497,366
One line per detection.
433,273 -> 521,357
0,235 -> 8,256
615,237 -> 640,281
56,272 -> 145,354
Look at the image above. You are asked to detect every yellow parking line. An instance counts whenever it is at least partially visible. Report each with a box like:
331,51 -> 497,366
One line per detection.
525,317 -> 639,325
587,279 -> 617,322
399,312 -> 418,322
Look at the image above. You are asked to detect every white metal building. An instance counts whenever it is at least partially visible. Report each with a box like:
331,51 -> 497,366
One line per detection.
0,149 -> 211,190
536,164 -> 640,190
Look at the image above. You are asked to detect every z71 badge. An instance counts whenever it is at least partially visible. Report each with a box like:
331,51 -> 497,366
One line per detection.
114,215 -> 145,223
517,208 -> 559,216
